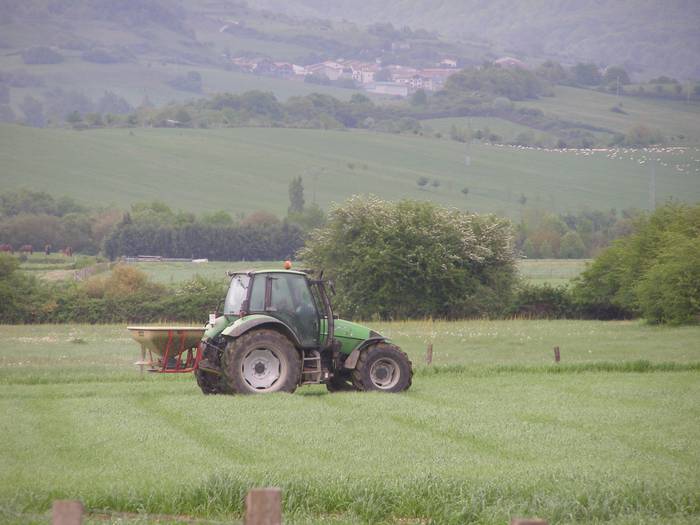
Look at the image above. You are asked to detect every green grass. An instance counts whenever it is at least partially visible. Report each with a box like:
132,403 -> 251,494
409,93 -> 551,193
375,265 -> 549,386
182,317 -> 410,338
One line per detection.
0,56 -> 357,110
423,116 -> 558,143
0,321 -> 698,524
2,125 -> 699,218
517,86 -> 700,143
132,260 -> 282,284
126,259 -> 586,288
517,258 -> 589,286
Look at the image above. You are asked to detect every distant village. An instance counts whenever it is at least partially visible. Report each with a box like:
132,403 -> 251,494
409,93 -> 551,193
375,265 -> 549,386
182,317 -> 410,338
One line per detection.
229,57 -> 449,97
228,54 -> 527,97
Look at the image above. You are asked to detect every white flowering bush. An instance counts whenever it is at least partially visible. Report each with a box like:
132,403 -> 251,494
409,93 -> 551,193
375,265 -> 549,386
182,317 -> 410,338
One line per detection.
299,196 -> 516,319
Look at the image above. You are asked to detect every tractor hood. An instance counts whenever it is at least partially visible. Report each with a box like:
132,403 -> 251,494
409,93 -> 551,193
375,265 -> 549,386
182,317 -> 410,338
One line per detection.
327,318 -> 384,355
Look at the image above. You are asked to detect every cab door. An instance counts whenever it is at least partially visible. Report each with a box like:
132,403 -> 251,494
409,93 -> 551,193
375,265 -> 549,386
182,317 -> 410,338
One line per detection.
249,273 -> 320,348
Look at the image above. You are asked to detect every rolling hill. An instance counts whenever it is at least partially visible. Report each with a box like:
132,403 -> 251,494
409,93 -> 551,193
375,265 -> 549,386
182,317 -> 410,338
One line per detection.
1,124 -> 698,218
259,0 -> 700,80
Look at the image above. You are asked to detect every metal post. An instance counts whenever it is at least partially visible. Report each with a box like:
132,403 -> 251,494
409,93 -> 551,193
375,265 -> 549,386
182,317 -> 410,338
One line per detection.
245,488 -> 282,525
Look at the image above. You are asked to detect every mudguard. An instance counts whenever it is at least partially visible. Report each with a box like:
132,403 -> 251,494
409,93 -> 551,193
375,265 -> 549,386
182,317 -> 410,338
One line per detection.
221,314 -> 302,346
343,337 -> 387,369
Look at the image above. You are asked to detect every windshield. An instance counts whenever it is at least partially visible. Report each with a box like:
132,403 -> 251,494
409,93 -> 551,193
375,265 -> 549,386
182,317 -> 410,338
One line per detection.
224,274 -> 250,315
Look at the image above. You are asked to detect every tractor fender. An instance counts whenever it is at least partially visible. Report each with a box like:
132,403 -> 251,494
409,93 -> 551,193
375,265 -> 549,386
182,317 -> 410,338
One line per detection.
221,315 -> 302,347
343,337 -> 387,369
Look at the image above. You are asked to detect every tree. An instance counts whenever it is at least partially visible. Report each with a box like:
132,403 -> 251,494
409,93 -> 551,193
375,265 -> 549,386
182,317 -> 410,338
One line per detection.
19,95 -> 45,127
539,239 -> 554,258
624,124 -> 664,146
410,89 -> 427,106
374,68 -> 392,82
288,176 -> 305,215
559,231 -> 586,258
65,110 -> 82,125
636,236 -> 700,324
299,196 -> 516,319
572,202 -> 700,322
572,63 -> 602,86
603,66 -> 631,85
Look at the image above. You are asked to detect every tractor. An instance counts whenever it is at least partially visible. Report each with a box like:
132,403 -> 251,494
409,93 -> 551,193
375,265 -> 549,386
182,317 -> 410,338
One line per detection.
194,267 -> 413,394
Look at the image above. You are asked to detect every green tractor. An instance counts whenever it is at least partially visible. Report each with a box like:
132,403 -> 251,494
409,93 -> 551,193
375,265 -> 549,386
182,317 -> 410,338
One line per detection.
195,268 -> 413,394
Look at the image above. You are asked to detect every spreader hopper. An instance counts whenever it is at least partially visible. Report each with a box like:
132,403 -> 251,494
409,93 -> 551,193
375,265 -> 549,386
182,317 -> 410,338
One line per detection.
127,326 -> 205,373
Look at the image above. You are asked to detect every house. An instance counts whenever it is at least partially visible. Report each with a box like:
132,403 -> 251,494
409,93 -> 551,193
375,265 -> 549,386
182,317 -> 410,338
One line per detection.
307,61 -> 345,81
439,58 -> 458,68
494,56 -> 528,70
420,68 -> 456,90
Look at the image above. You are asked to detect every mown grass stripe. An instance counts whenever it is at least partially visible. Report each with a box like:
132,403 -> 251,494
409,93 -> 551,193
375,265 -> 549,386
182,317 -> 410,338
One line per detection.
2,360 -> 697,386
415,360 -> 700,377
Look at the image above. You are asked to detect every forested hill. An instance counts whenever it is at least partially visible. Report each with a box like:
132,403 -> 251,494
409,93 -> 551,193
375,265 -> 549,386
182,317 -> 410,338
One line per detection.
258,0 -> 700,80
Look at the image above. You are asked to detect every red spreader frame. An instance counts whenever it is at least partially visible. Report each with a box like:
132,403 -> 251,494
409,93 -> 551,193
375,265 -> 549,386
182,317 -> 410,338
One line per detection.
128,326 -> 205,374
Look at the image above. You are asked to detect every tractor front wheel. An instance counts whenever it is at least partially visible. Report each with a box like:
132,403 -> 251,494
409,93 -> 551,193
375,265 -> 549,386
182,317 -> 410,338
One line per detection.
222,329 -> 301,394
351,343 -> 413,393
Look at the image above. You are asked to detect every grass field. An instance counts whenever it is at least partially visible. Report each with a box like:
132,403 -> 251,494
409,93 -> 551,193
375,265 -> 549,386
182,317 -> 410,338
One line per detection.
0,321 -> 698,524
517,86 -> 700,144
422,116 -> 558,143
124,259 -> 588,287
2,125 -> 699,219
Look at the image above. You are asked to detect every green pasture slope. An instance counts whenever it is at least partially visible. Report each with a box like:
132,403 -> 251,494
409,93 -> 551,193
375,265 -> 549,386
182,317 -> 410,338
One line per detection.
0,321 -> 698,524
516,86 -> 700,144
127,259 -> 586,287
2,124 -> 700,219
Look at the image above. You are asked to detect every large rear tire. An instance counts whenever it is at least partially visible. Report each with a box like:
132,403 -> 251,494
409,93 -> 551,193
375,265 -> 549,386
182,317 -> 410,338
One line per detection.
351,343 -> 413,393
222,329 -> 301,394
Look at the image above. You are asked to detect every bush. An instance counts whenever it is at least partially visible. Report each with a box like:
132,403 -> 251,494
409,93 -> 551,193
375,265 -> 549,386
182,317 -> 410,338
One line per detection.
299,196 -> 516,319
572,203 -> 700,323
636,236 -> 700,325
510,283 -> 575,318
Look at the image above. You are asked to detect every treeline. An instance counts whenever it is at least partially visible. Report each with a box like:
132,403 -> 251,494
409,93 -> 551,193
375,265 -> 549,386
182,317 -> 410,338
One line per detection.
0,190 -> 313,260
0,259 -> 225,324
513,202 -> 700,325
515,208 -> 640,259
104,221 -> 303,261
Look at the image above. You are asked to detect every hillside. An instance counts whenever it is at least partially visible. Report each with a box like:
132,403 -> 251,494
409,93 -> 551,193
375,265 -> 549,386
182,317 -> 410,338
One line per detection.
260,0 -> 700,80
0,0 -> 489,114
1,124 -> 698,218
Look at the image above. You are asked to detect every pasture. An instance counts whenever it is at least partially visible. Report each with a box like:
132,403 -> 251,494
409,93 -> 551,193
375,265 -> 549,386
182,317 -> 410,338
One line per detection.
0,321 -> 698,524
515,86 -> 700,144
96,258 -> 587,287
2,125 -> 700,219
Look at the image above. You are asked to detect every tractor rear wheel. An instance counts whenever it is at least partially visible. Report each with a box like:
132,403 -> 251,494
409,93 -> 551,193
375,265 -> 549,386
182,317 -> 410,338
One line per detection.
351,343 -> 413,393
222,329 -> 301,394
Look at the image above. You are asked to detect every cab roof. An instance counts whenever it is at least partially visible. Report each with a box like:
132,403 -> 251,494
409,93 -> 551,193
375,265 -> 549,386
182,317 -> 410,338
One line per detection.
227,269 -> 310,277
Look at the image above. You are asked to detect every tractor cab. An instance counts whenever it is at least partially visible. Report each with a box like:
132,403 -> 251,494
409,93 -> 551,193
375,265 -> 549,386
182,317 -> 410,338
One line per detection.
223,270 -> 325,348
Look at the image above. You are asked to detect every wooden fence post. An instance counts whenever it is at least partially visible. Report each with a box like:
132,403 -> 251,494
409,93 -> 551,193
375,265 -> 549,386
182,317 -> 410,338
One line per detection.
245,487 -> 282,525
554,346 -> 560,363
52,500 -> 83,525
426,343 -> 433,365
511,519 -> 548,525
